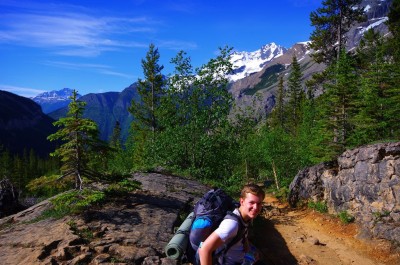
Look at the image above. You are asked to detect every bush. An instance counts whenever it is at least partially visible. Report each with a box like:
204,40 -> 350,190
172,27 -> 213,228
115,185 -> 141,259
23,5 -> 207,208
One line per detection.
104,179 -> 141,196
308,200 -> 328,213
40,189 -> 105,219
26,174 -> 74,198
338,211 -> 355,224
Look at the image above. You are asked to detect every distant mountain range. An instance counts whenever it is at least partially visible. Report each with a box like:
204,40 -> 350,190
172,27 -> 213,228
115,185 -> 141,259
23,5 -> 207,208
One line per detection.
229,0 -> 392,118
31,88 -> 81,114
48,84 -> 139,142
1,0 -> 392,156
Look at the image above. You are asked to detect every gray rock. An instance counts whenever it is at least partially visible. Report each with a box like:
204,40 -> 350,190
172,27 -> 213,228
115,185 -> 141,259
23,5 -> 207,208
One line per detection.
0,172 -> 209,265
289,142 -> 400,246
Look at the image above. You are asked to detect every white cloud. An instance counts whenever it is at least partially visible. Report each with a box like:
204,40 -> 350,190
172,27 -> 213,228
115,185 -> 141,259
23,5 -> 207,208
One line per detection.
0,2 -> 157,57
0,84 -> 46,98
157,40 -> 198,51
44,61 -> 134,79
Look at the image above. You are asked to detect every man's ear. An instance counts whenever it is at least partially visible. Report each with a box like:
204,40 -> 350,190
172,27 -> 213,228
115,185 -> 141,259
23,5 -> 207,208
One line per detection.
239,197 -> 244,205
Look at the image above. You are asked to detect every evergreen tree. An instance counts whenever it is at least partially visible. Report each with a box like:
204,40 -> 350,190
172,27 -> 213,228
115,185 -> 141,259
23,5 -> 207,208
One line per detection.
351,29 -> 388,145
387,0 -> 400,62
314,50 -> 359,156
309,0 -> 365,64
109,121 -> 122,149
268,75 -> 285,129
0,148 -> 12,178
286,55 -> 304,135
129,43 -> 165,166
47,90 -> 103,190
384,0 -> 400,138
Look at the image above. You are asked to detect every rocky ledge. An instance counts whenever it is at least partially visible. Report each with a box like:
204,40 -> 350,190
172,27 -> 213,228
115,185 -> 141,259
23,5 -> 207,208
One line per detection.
288,142 -> 400,246
0,172 -> 209,265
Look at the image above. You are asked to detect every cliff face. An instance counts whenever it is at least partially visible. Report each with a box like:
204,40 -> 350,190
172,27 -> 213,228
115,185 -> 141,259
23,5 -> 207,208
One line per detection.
289,142 -> 400,244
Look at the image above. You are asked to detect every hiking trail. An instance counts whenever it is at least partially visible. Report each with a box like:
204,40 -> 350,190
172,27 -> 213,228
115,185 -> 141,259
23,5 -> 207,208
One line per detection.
253,193 -> 400,265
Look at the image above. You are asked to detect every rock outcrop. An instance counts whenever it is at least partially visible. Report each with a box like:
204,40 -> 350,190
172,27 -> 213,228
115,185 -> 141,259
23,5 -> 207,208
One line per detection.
0,172 -> 209,265
289,142 -> 400,245
0,178 -> 25,218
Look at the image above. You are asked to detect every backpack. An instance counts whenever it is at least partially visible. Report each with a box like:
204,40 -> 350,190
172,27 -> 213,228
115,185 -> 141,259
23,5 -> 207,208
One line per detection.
188,188 -> 247,263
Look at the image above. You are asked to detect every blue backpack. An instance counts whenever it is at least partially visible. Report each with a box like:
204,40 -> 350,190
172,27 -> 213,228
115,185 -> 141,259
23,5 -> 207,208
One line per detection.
188,188 -> 247,263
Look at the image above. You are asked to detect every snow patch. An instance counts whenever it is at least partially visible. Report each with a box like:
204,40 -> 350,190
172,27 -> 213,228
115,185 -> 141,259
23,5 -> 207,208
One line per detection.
228,43 -> 287,82
358,17 -> 388,35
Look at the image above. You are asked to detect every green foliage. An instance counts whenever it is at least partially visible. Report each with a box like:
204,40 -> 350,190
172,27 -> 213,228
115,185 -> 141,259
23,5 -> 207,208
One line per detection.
104,179 -> 141,196
274,186 -> 289,202
48,90 -> 107,190
128,43 -> 165,167
26,174 -> 73,198
338,211 -> 355,224
372,210 -> 391,221
67,220 -> 94,242
309,0 -> 365,63
268,75 -> 286,128
259,127 -> 305,188
148,47 -> 236,180
286,55 -> 304,135
308,200 -> 328,213
41,189 -> 105,219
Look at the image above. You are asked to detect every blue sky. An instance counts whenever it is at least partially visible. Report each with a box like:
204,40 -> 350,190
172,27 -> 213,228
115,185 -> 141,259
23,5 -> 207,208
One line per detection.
0,0 -> 321,98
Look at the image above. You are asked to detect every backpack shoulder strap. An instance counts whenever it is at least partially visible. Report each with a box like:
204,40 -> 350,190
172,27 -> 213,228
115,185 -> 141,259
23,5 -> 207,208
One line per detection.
222,211 -> 248,254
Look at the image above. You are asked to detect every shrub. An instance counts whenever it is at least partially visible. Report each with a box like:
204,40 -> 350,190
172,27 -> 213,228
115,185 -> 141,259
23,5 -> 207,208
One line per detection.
104,179 -> 141,196
41,189 -> 105,219
26,174 -> 74,198
338,210 -> 355,224
308,200 -> 328,213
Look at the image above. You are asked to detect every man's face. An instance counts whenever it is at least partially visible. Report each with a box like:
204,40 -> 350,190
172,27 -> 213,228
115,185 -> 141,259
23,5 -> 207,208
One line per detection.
240,192 -> 263,221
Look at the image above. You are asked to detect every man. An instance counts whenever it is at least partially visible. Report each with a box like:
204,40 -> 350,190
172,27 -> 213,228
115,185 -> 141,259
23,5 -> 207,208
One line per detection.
198,184 -> 265,265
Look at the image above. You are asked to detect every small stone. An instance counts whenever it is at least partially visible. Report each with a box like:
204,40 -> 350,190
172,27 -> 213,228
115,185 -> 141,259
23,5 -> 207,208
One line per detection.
308,237 -> 320,245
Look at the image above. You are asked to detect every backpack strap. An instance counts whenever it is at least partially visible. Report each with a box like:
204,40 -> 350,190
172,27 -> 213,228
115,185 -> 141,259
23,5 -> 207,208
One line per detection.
217,210 -> 248,264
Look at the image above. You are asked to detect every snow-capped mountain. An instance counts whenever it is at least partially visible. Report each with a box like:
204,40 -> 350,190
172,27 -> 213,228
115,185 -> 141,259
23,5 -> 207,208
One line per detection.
32,88 -> 81,114
229,42 -> 287,82
346,0 -> 392,49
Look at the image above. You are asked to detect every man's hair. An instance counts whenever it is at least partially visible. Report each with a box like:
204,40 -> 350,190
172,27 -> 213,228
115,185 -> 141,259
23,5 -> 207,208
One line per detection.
240,183 -> 265,200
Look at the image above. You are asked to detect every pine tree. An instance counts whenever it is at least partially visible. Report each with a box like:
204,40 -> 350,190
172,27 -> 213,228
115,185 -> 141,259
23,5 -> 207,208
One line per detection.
387,0 -> 400,62
47,90 -> 103,190
351,29 -> 388,145
309,0 -> 365,64
286,55 -> 304,135
129,44 -> 165,165
320,50 -> 359,153
384,0 -> 400,138
109,121 -> 122,149
268,75 -> 285,129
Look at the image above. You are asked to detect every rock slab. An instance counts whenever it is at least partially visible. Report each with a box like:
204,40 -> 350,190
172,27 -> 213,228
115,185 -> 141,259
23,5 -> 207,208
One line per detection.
0,172 -> 209,265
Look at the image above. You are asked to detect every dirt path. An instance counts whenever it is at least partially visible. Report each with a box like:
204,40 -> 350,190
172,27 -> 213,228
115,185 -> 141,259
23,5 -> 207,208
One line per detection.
252,194 -> 400,265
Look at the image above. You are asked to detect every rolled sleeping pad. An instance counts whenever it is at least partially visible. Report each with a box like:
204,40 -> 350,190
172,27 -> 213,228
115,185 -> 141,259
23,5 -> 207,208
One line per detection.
165,212 -> 195,260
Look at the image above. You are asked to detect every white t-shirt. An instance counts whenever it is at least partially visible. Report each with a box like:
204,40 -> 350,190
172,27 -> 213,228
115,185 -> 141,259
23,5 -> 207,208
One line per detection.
214,209 -> 248,265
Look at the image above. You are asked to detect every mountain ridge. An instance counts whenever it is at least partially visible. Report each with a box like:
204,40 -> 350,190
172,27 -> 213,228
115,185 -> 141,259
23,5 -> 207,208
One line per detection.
0,90 -> 57,156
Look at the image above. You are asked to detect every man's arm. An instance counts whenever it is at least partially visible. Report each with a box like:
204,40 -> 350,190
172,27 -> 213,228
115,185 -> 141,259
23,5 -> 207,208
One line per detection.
198,232 -> 224,265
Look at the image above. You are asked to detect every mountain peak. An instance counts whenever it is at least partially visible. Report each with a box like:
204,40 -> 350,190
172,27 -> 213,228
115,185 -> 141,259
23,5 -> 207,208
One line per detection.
229,43 -> 287,82
31,88 -> 81,114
